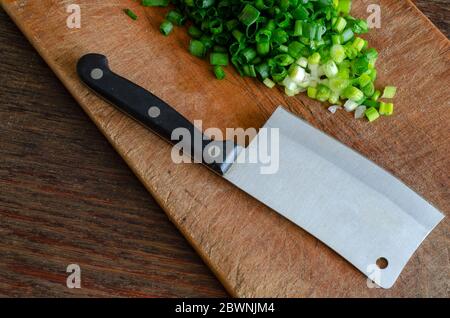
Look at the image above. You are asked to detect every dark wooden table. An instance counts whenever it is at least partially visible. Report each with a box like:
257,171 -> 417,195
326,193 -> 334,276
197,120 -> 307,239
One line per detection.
0,1 -> 448,298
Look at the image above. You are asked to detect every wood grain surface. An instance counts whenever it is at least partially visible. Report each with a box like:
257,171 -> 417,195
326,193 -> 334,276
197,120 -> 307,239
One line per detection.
0,0 -> 449,297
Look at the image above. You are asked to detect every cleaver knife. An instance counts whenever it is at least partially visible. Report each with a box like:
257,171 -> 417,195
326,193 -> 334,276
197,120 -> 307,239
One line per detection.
77,54 -> 444,289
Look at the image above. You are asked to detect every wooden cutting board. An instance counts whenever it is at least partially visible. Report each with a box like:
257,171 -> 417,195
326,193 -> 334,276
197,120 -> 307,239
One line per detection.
2,0 -> 449,297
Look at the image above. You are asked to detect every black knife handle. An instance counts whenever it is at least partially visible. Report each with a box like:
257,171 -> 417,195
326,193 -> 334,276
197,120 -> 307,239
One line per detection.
77,53 -> 238,175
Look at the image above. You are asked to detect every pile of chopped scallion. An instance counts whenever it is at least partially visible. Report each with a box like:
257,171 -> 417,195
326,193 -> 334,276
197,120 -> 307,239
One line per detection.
133,0 -> 397,122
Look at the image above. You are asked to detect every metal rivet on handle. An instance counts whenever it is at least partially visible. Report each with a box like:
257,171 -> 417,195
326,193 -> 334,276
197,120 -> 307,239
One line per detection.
90,68 -> 104,80
148,106 -> 161,118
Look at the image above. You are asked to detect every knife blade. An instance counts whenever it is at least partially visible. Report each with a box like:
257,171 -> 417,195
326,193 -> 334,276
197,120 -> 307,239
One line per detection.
77,54 -> 444,288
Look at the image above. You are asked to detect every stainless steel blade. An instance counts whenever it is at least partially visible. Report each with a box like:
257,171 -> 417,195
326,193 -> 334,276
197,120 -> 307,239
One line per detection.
224,106 -> 444,288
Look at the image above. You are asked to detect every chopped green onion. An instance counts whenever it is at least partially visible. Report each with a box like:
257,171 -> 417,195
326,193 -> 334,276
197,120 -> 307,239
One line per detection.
209,19 -> 223,34
352,37 -> 365,52
362,82 -> 375,97
289,65 -> 306,82
285,87 -> 298,97
188,26 -> 202,38
239,4 -> 260,26
282,76 -> 297,91
276,12 -> 292,28
330,44 -> 346,64
213,66 -> 226,80
341,28 -> 354,43
271,65 -> 288,82
272,29 -> 289,44
382,86 -> 397,99
232,29 -> 245,43
255,0 -> 274,10
351,56 -> 370,75
364,100 -> 380,109
333,17 -> 347,33
225,19 -> 239,31
160,20 -> 173,36
317,85 -> 331,102
344,99 -> 359,112
368,69 -> 377,81
344,86 -> 364,101
331,34 -> 342,45
329,78 -> 349,92
307,86 -> 317,99
210,52 -> 229,66
293,20 -> 303,36
265,19 -> 276,31
255,29 -> 272,56
147,0 -> 394,122
308,52 -> 321,65
371,90 -> 381,101
196,0 -> 215,8
379,102 -> 394,116
200,35 -> 214,50
351,19 -> 369,34
255,63 -> 270,80
366,48 -> 379,62
276,44 -> 289,53
256,41 -> 270,56
288,41 -> 305,59
292,4 -> 309,20
328,92 -> 340,105
166,10 -> 185,26
323,60 -> 338,78
243,64 -> 257,77
337,0 -> 352,15
263,78 -> 276,88
142,0 -> 169,7
358,74 -> 372,88
124,9 -> 138,20
296,57 -> 308,68
213,45 -> 227,53
189,39 -> 206,57
365,107 -> 380,122
241,47 -> 257,63
274,54 -> 295,67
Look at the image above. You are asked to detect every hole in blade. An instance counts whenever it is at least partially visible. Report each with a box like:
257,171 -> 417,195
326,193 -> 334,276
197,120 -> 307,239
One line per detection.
376,257 -> 388,269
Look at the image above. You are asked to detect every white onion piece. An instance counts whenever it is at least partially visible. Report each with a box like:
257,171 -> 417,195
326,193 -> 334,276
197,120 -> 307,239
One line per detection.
285,87 -> 297,97
328,105 -> 342,114
309,64 -> 319,78
354,105 -> 367,119
309,79 -> 318,88
344,99 -> 359,112
291,66 -> 306,82
298,80 -> 310,88
303,72 -> 311,81
296,57 -> 308,68
323,60 -> 338,78
282,76 -> 298,91
317,65 -> 325,77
